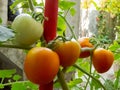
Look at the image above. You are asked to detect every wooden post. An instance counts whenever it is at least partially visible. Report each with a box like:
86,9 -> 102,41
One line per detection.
0,51 -> 23,76
0,0 -> 7,25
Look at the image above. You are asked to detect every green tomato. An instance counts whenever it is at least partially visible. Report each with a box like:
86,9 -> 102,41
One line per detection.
12,14 -> 43,46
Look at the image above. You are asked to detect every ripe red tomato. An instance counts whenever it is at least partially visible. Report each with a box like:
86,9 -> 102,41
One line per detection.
78,37 -> 93,58
54,40 -> 81,67
24,47 -> 60,84
92,48 -> 114,73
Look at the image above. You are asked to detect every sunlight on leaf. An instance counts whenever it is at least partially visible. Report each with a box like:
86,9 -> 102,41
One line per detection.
0,69 -> 16,78
59,1 -> 76,10
24,81 -> 38,90
13,75 -> 22,81
68,78 -> 83,88
0,84 -> 4,89
109,41 -> 120,51
57,16 -> 66,36
11,82 -> 27,90
11,81 -> 38,90
70,8 -> 76,16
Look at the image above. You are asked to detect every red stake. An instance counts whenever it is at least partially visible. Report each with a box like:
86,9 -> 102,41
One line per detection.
43,0 -> 58,43
39,81 -> 53,90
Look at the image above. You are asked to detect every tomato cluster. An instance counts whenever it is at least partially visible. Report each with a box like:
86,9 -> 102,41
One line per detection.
12,13 -> 114,90
78,37 -> 114,73
9,0 -> 115,89
23,36 -> 114,89
24,39 -> 81,85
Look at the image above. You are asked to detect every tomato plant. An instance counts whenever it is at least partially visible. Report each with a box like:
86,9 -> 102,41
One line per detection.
12,13 -> 43,46
0,0 -> 119,90
24,47 -> 60,85
54,40 -> 81,67
78,37 -> 93,58
92,48 -> 114,73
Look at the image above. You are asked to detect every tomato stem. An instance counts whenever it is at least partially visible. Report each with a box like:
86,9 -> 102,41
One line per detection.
57,69 -> 69,90
84,50 -> 93,90
0,44 -> 32,50
73,64 -> 106,90
81,44 -> 99,54
28,0 -> 35,12
0,80 -> 30,87
59,14 -> 77,40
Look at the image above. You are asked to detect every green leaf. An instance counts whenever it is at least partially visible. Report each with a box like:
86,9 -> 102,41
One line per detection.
24,81 -> 38,89
67,66 -> 76,73
21,1 -> 29,8
10,0 -> 25,10
114,69 -> 120,89
104,79 -> 115,90
70,8 -> 76,16
91,0 -> 100,10
68,78 -> 83,88
13,75 -> 22,81
0,18 -> 2,24
0,69 -> 16,78
11,81 -> 38,90
11,82 -> 27,90
54,82 -> 61,89
114,53 -> 120,60
0,84 -> 4,89
109,41 -> 120,51
10,0 -> 25,13
57,16 -> 66,36
0,26 -> 14,42
76,59 -> 90,77
90,79 -> 101,89
59,1 -> 76,10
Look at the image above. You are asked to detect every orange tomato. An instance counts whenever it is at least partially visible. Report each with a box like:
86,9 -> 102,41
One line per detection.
24,47 -> 60,85
54,40 -> 81,67
78,37 -> 93,58
92,48 -> 114,73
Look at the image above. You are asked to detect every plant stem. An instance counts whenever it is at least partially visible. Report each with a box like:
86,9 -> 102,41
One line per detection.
0,44 -> 32,50
0,78 -> 4,84
73,64 -> 106,90
2,81 -> 30,86
84,50 -> 93,90
57,69 -> 69,90
59,14 -> 77,40
114,69 -> 120,89
28,0 -> 35,12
